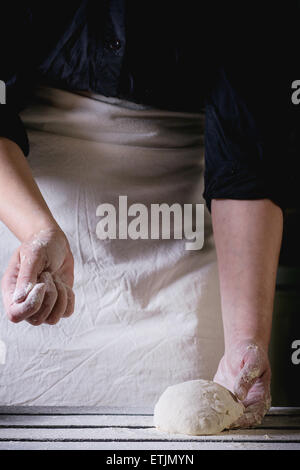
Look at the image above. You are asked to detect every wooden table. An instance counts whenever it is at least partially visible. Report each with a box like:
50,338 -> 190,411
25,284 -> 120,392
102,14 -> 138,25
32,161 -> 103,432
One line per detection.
0,406 -> 299,450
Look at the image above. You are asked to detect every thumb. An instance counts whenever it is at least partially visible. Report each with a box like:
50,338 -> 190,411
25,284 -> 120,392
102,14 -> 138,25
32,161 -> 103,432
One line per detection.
234,349 -> 264,401
12,250 -> 44,303
234,367 -> 259,401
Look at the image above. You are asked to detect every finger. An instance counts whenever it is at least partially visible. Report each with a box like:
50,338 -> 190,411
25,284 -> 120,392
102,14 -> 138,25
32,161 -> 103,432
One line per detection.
63,285 -> 75,318
234,365 -> 262,401
1,250 -> 21,311
13,249 -> 45,304
7,282 -> 47,323
230,398 -> 270,428
44,279 -> 68,325
234,348 -> 266,401
231,406 -> 263,428
232,372 -> 271,429
26,272 -> 58,326
59,253 -> 74,288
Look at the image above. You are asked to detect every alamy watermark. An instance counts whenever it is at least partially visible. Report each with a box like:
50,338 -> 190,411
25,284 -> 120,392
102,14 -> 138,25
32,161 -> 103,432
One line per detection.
291,339 -> 300,365
0,80 -> 6,104
96,196 -> 204,250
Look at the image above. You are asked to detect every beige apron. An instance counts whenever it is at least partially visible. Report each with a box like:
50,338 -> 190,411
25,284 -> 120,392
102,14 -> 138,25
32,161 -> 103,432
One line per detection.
0,86 -> 224,406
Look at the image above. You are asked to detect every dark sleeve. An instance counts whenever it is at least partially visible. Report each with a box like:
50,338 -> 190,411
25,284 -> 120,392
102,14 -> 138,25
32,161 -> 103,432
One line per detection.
0,5 -> 34,156
203,3 -> 298,212
0,107 -> 29,156
204,67 -> 278,212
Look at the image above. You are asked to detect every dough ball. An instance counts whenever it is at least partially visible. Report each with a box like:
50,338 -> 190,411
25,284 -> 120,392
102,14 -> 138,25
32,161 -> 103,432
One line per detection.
154,379 -> 244,435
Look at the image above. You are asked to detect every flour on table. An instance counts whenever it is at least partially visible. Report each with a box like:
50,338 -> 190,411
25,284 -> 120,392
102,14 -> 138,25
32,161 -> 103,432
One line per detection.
0,340 -> 6,364
154,379 -> 244,435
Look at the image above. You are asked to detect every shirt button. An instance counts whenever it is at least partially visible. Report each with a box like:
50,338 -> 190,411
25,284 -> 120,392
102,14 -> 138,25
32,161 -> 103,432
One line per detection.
108,38 -> 122,51
231,163 -> 238,174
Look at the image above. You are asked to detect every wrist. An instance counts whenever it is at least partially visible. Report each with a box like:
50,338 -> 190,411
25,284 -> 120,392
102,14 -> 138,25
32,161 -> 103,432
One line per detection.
224,337 -> 269,356
20,215 -> 62,243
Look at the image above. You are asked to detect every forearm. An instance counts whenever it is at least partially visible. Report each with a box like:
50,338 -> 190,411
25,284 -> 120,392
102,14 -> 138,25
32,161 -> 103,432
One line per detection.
0,137 -> 59,241
211,199 -> 283,351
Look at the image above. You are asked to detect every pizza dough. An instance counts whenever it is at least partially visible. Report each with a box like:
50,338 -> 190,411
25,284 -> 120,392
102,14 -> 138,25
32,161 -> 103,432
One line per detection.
154,379 -> 244,435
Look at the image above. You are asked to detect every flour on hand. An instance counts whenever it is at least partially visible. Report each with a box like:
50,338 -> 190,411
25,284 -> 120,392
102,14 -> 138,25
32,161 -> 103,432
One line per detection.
154,379 -> 244,435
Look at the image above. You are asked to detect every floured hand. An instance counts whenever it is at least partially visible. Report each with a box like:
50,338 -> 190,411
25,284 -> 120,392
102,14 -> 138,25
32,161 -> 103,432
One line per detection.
1,228 -> 75,326
214,340 -> 271,428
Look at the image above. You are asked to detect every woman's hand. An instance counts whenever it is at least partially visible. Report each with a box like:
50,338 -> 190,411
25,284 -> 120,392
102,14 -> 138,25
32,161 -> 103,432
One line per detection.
214,340 -> 271,428
1,228 -> 75,326
0,138 -> 75,326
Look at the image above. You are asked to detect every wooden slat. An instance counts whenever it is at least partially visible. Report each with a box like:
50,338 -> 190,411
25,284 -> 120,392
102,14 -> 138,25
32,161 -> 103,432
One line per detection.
0,426 -> 300,442
0,406 -> 299,415
0,407 -> 299,450
258,414 -> 300,429
0,406 -> 153,416
267,407 -> 300,415
1,441 -> 300,450
0,414 -> 153,427
0,413 -> 299,429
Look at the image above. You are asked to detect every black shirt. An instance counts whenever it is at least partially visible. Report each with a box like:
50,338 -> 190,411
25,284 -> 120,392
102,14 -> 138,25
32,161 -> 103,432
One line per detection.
0,1 -> 299,210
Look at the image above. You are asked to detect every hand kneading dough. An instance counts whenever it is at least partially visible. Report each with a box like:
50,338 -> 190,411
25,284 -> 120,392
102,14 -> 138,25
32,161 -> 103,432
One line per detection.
154,379 -> 244,435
